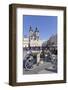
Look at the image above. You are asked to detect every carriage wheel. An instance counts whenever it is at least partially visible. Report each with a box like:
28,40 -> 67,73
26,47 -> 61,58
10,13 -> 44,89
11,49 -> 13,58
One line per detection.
25,59 -> 33,70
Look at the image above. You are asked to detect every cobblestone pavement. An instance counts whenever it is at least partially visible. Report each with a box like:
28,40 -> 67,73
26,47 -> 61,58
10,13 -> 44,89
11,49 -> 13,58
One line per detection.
23,62 -> 57,75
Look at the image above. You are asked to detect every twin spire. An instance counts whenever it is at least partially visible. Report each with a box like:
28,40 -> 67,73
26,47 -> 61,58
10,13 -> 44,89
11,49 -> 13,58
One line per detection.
29,26 -> 39,40
29,26 -> 39,32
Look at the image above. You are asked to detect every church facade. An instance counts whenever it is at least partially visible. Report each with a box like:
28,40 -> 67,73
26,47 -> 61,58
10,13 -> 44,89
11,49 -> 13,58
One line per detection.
23,26 -> 43,48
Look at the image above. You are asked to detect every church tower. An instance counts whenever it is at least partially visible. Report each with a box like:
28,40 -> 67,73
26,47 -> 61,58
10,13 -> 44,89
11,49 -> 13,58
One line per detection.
34,27 -> 39,40
29,26 -> 33,40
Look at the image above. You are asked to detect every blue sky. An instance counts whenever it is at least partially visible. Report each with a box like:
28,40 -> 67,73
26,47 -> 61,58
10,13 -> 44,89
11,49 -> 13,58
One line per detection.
23,15 -> 57,40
